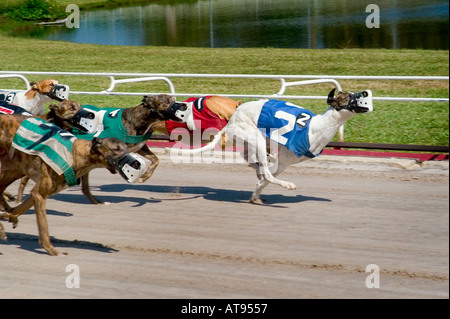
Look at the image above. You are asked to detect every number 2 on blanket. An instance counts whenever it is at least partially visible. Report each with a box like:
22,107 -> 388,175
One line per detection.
271,111 -> 311,145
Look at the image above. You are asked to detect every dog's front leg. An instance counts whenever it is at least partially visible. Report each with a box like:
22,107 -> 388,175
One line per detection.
81,173 -> 106,205
31,189 -> 59,256
251,162 -> 289,205
137,145 -> 159,183
0,222 -> 6,241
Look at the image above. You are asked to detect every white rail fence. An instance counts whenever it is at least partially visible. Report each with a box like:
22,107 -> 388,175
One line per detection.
1,71 -> 448,102
1,71 -> 448,142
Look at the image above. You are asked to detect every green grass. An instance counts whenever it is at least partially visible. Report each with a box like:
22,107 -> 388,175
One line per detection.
0,0 -> 165,13
0,33 -> 448,146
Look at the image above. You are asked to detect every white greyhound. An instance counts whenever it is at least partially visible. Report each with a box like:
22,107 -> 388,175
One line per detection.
0,79 -> 69,116
178,89 -> 373,204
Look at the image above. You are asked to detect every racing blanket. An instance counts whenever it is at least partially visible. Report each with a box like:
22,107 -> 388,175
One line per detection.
165,96 -> 228,133
0,100 -> 32,116
72,105 -> 153,143
257,100 -> 321,159
12,118 -> 78,186
0,90 -> 17,104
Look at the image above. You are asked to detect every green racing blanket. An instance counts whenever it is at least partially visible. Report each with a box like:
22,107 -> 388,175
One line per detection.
72,105 -> 153,143
12,118 -> 78,186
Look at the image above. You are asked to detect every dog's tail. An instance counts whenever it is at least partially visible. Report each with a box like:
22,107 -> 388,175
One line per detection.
167,127 -> 227,155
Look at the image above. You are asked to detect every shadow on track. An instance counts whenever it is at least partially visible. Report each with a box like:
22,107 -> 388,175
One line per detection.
50,184 -> 331,207
1,232 -> 118,255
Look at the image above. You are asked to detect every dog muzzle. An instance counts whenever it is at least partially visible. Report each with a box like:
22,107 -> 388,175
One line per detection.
46,84 -> 70,101
328,89 -> 373,114
168,101 -> 196,130
110,153 -> 150,183
347,90 -> 373,113
71,108 -> 99,134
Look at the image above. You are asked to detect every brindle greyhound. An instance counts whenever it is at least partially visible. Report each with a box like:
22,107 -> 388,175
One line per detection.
16,95 -> 186,205
1,99 -> 82,204
0,112 -> 134,255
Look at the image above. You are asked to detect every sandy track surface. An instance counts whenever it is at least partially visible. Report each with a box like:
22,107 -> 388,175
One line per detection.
1,153 -> 448,299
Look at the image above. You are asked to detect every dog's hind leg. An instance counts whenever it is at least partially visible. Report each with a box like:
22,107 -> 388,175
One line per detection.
253,134 -> 296,190
16,176 -> 29,203
0,193 -> 12,211
2,194 -> 34,225
250,161 -> 289,205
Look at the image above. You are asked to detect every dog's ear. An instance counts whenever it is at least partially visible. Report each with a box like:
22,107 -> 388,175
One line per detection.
327,89 -> 349,110
91,137 -> 101,154
330,91 -> 353,111
48,103 -> 58,112
49,100 -> 81,119
64,100 -> 82,115
31,81 -> 44,91
327,89 -> 336,106
142,94 -> 175,110
142,95 -> 157,109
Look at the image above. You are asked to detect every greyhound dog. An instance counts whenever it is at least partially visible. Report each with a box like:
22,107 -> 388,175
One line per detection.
1,100 -> 82,204
0,112 -> 137,255
0,79 -> 69,116
15,95 -> 188,205
13,95 -> 188,205
178,89 -> 373,204
152,95 -> 242,135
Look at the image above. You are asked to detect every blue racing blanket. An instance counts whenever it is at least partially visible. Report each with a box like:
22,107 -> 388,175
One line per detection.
257,100 -> 321,158
12,118 -> 79,186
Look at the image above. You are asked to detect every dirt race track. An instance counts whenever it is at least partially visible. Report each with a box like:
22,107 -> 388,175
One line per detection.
1,151 -> 448,299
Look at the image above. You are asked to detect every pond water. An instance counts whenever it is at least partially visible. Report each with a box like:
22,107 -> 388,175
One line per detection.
20,0 -> 449,49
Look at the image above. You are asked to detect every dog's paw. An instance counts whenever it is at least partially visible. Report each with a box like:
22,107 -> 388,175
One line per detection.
102,201 -> 111,206
138,177 -> 150,184
2,192 -> 16,202
0,213 -> 18,228
44,245 -> 59,256
250,195 -> 265,205
10,216 -> 19,229
284,182 -> 297,190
